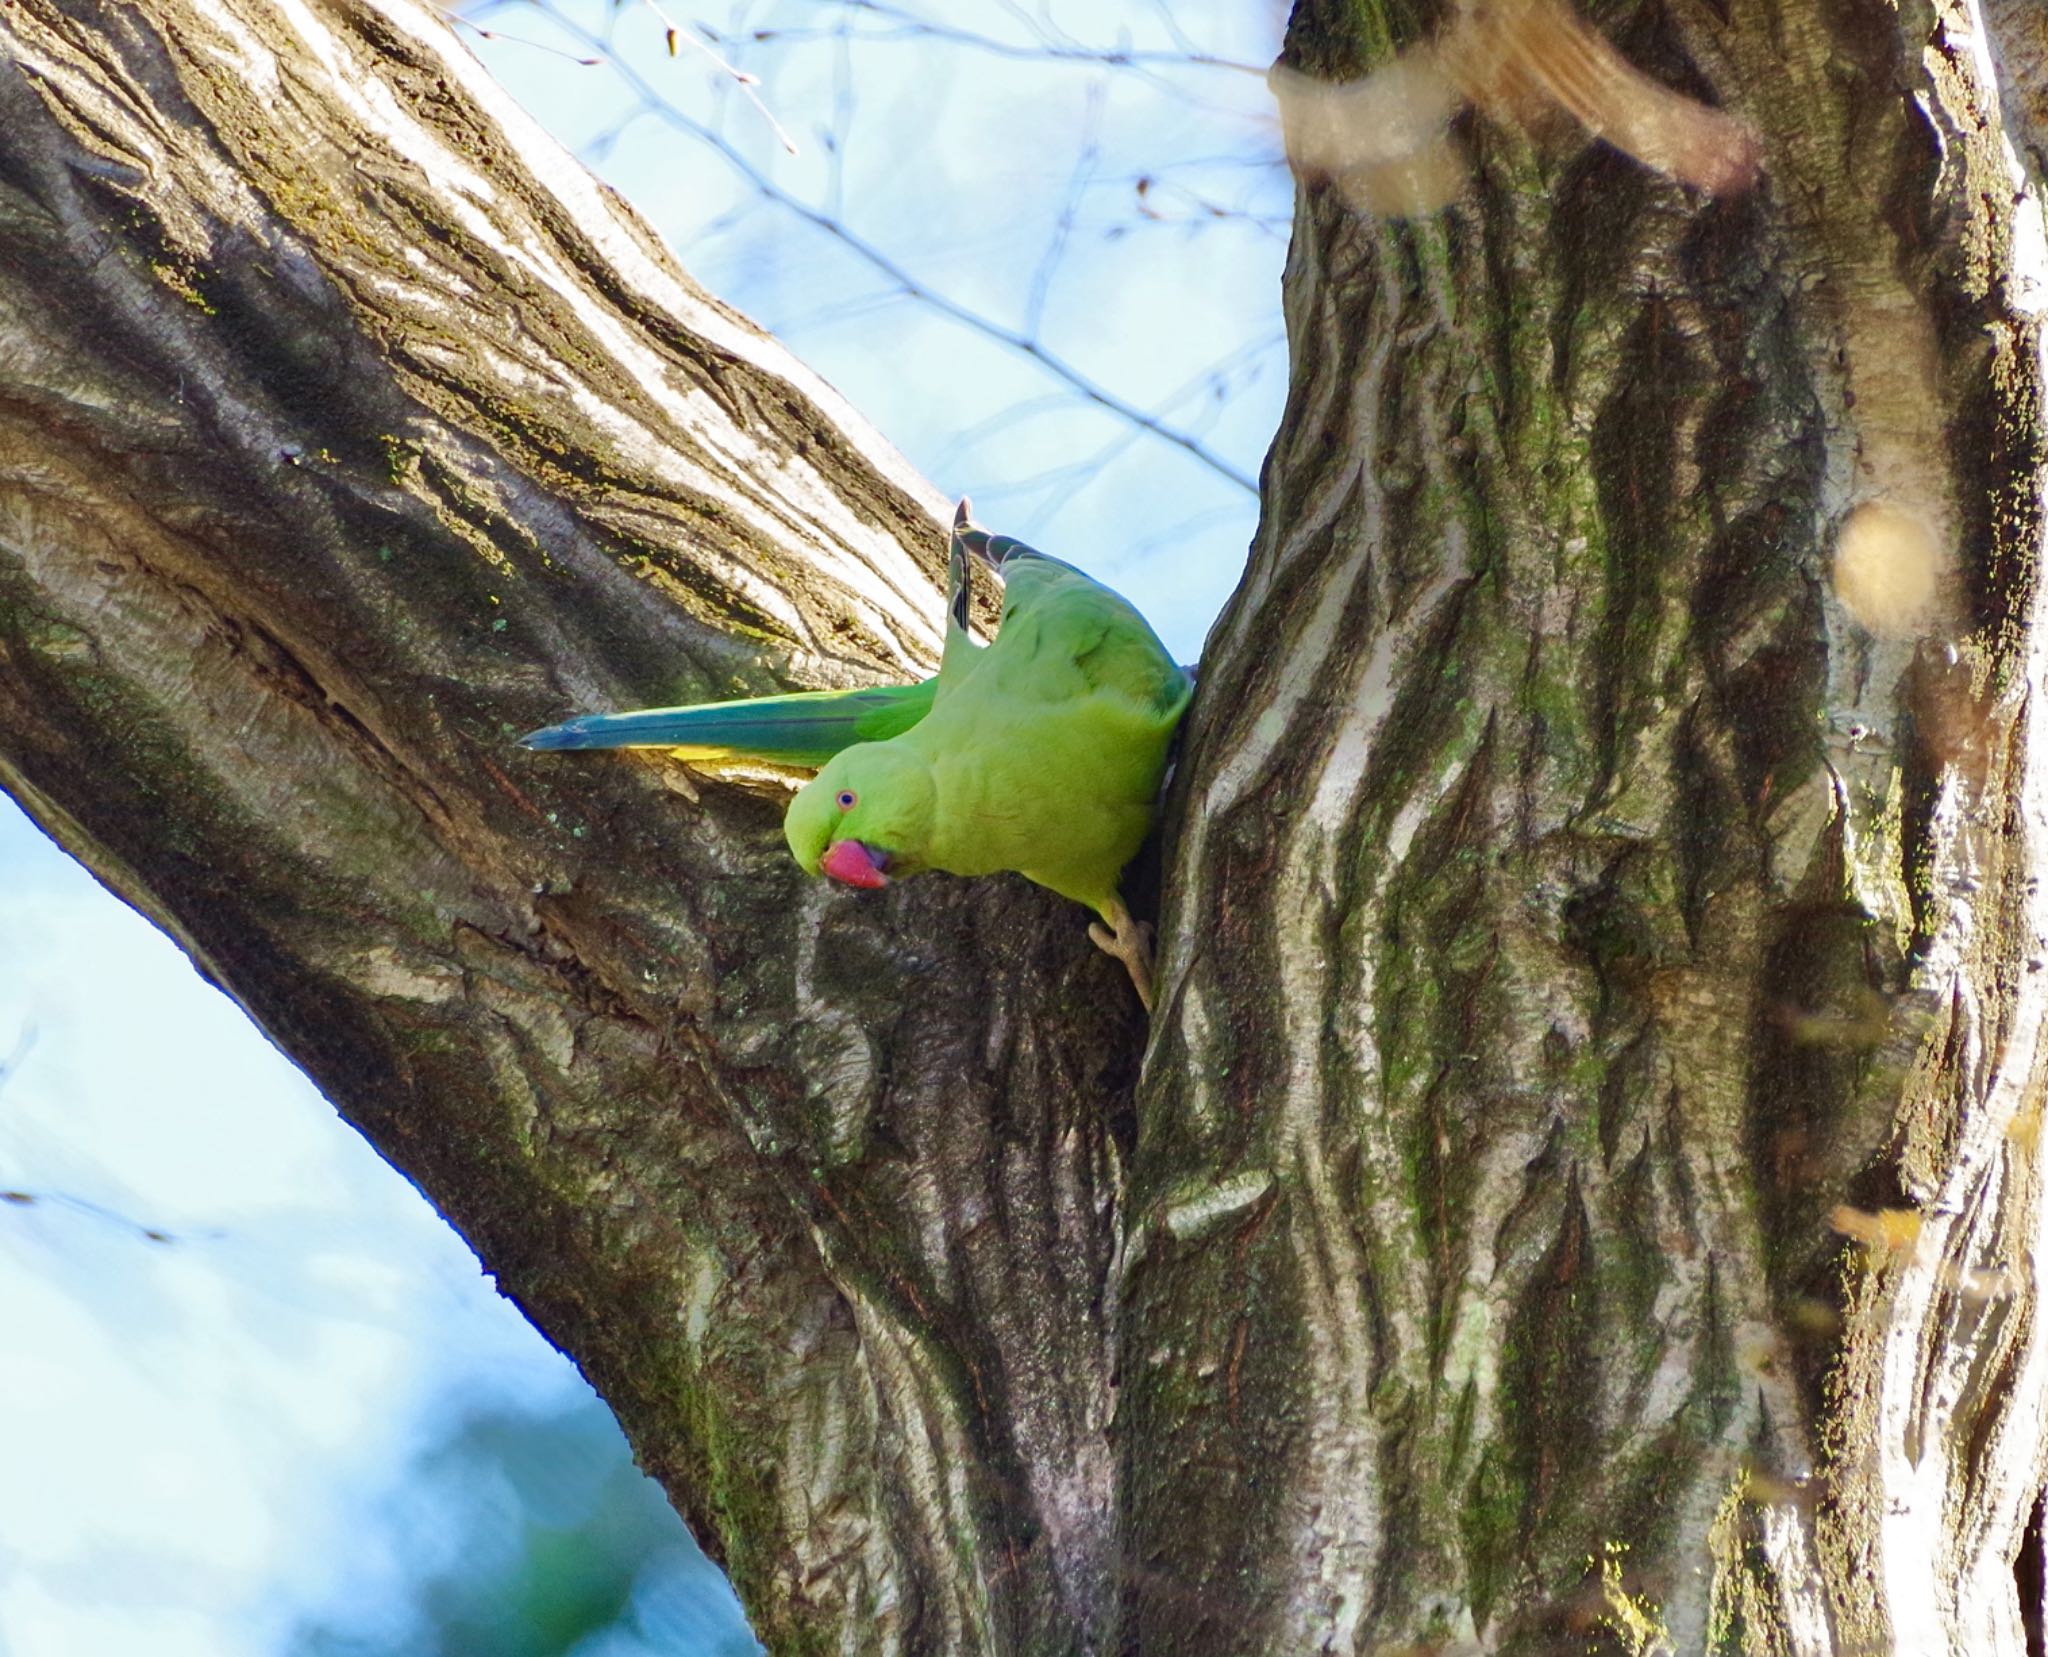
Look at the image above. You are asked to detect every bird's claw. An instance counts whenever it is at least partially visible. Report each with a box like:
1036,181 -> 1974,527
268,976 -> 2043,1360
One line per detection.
1089,901 -> 1155,1013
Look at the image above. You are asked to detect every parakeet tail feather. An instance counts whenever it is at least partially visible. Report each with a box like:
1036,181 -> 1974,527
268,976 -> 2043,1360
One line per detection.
519,680 -> 937,767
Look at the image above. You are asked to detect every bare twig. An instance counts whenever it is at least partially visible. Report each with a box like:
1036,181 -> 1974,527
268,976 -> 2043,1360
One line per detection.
468,0 -> 1262,494
643,0 -> 804,154
448,14 -> 604,66
752,0 -> 1265,76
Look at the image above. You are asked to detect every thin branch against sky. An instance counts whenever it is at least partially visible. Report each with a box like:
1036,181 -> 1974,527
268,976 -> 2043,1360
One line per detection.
1025,77 -> 1104,340
461,0 -> 1279,498
746,0 -> 1268,75
949,323 -> 1284,527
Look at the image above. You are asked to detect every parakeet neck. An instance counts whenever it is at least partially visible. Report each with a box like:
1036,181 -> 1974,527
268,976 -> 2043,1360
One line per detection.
912,740 -> 1008,882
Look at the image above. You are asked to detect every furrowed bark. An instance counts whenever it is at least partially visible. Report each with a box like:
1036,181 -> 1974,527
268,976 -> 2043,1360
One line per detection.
0,3 -> 1135,1650
1126,0 -> 2048,1652
9,0 -> 2048,1653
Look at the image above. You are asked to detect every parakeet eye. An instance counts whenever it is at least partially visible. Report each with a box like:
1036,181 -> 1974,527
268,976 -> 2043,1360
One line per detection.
836,790 -> 857,810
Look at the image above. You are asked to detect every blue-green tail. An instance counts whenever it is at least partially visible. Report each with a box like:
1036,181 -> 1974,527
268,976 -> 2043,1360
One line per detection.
520,678 -> 936,768
953,518 -> 1052,580
952,494 -> 1065,578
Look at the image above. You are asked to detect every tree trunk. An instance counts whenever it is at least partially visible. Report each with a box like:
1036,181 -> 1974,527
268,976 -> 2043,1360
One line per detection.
1127,0 -> 2048,1650
2,0 -> 2045,1653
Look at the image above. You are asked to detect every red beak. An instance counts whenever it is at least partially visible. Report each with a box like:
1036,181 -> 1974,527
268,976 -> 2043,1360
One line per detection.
820,839 -> 890,890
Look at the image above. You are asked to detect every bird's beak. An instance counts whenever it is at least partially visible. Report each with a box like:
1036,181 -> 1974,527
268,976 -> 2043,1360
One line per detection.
820,839 -> 891,890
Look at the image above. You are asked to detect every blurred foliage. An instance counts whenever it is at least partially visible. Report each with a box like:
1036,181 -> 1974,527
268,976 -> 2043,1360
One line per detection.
291,1393 -> 760,1657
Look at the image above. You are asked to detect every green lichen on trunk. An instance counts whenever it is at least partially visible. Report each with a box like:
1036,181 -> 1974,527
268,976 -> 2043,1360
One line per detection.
1122,0 -> 2048,1651
5,0 -> 2048,1652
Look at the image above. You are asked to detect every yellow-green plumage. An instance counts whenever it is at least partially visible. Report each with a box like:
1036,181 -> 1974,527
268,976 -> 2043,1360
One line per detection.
523,502 -> 1191,1005
784,529 -> 1189,923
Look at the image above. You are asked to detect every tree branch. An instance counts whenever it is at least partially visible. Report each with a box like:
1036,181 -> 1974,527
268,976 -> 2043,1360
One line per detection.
0,2 -> 1139,1648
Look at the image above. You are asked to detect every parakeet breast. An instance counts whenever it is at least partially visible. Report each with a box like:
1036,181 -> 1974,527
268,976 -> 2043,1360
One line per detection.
909,687 -> 1182,914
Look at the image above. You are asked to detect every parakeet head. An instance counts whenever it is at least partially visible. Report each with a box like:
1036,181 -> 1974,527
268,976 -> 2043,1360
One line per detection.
785,743 -> 937,891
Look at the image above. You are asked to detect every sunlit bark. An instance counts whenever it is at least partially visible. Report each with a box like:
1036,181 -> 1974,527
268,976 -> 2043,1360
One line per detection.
1130,1 -> 2048,1650
3,1 -> 2046,1653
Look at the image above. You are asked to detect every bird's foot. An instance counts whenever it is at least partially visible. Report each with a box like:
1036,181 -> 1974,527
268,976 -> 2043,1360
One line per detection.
1089,897 -> 1155,1013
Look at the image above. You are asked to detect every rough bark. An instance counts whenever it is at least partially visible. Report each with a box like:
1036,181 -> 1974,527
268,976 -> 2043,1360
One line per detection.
1127,0 -> 2048,1651
3,0 -> 2047,1654
0,3 -> 1133,1651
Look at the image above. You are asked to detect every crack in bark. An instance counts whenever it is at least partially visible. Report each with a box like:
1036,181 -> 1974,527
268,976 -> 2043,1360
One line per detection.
1125,2 -> 2048,1652
6,0 -> 2048,1652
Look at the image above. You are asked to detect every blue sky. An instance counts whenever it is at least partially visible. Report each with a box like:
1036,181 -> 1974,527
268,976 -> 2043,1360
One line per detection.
0,794 -> 612,1653
0,3 -> 1288,1650
458,0 -> 1292,656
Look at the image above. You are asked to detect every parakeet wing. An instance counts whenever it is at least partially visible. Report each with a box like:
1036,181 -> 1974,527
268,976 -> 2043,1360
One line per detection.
993,558 -> 1190,717
520,678 -> 937,768
952,520 -> 1191,718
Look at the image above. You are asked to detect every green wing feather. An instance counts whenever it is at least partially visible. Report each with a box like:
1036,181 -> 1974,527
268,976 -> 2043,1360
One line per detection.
952,519 -> 1191,718
519,678 -> 936,768
842,506 -> 1192,914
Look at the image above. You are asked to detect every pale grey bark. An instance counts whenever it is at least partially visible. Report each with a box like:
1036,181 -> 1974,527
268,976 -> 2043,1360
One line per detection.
2,1 -> 2046,1654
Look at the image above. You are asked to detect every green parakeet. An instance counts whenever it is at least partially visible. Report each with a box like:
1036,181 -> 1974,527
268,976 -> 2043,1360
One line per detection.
521,502 -> 1191,1007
